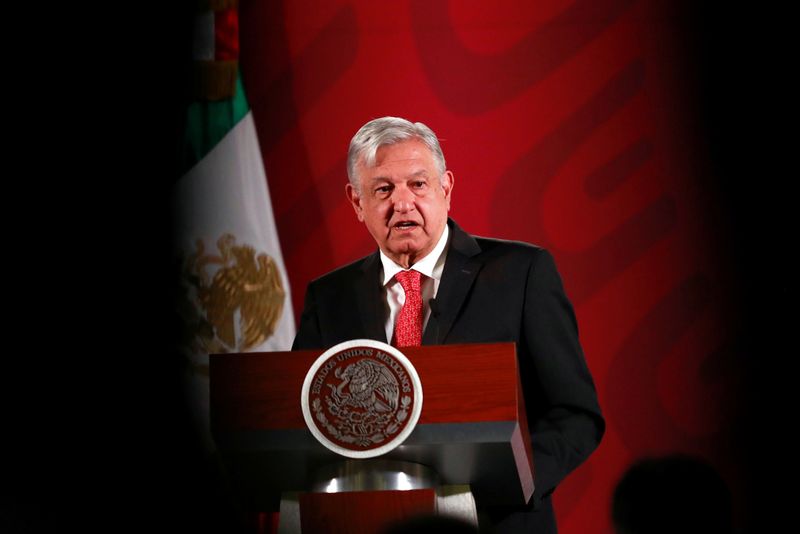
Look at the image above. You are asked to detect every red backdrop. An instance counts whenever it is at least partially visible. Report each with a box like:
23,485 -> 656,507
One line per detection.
238,1 -> 754,531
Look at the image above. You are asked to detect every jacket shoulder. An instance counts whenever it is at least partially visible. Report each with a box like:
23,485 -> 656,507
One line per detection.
471,234 -> 549,262
306,253 -> 375,290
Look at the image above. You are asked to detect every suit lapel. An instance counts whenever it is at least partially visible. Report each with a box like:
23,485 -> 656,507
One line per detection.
356,252 -> 388,343
423,220 -> 482,345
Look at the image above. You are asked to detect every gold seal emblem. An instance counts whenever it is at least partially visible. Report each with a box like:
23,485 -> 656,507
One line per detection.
301,339 -> 423,458
178,233 -> 285,356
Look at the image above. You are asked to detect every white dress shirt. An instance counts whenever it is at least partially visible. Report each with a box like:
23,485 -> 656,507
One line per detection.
379,224 -> 450,344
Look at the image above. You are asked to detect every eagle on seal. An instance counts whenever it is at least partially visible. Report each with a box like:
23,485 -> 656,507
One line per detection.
329,359 -> 400,413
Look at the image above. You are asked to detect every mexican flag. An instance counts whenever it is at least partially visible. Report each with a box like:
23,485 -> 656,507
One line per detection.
174,1 -> 295,452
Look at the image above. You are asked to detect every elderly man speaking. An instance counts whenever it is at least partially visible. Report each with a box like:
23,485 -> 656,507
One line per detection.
293,116 -> 604,533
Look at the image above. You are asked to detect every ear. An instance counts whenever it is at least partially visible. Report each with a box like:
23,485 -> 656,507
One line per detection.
441,170 -> 454,211
345,183 -> 365,222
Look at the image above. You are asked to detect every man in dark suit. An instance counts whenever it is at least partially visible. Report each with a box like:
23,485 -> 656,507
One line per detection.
293,117 -> 604,533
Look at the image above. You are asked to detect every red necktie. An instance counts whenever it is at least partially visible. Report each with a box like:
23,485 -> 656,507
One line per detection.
394,270 -> 423,347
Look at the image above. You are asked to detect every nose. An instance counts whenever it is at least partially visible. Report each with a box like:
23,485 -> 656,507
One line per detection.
391,186 -> 415,213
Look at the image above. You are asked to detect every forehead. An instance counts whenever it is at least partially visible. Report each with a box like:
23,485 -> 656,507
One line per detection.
359,139 -> 437,178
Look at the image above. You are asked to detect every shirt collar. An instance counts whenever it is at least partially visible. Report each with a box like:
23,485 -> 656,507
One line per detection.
380,224 -> 450,285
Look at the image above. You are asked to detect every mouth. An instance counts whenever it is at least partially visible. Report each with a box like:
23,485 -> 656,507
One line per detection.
392,221 -> 420,231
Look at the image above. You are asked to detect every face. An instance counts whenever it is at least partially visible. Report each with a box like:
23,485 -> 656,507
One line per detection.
346,138 -> 454,268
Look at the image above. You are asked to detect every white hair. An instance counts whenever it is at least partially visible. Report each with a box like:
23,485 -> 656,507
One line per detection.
347,116 -> 446,192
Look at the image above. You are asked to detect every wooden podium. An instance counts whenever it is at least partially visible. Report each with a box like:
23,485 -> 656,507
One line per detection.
210,342 -> 534,533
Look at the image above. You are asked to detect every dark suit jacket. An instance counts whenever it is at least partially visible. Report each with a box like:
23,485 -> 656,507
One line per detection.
293,219 -> 604,533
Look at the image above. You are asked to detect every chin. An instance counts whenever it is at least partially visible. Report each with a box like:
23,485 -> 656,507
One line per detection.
390,246 -> 417,256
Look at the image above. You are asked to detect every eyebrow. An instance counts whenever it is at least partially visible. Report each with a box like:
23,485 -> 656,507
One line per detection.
368,170 -> 430,184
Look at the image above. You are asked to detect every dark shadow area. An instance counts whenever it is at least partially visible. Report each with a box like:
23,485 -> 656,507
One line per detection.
676,2 -> 793,532
3,2 -> 250,533
381,513 -> 481,534
612,454 -> 733,534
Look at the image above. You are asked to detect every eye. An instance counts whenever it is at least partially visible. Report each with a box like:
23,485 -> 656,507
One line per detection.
412,180 -> 427,189
375,185 -> 393,197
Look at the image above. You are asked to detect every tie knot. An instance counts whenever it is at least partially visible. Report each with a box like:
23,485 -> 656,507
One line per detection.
395,269 -> 422,292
